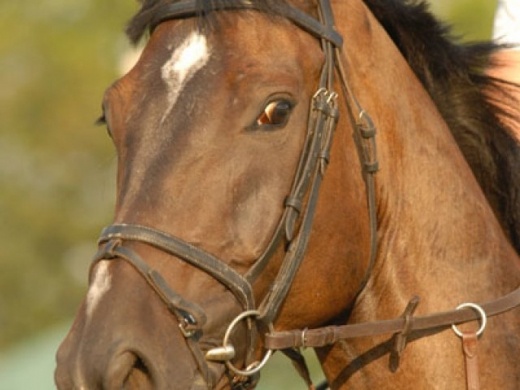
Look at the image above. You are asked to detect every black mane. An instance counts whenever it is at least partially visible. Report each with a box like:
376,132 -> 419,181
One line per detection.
126,0 -> 520,252
364,0 -> 520,252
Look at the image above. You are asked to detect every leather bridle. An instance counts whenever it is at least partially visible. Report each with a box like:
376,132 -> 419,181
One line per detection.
91,1 -> 520,389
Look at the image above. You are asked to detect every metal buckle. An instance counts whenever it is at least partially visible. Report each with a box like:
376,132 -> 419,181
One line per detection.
205,310 -> 273,377
178,312 -> 199,338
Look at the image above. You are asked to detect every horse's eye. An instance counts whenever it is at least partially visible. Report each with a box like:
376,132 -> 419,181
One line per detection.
255,99 -> 294,128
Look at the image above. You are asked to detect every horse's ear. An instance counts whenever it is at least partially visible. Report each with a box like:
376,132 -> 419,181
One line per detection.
126,0 -> 163,44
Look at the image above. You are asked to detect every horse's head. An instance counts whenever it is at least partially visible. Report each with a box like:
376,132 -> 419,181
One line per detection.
56,1 -> 372,389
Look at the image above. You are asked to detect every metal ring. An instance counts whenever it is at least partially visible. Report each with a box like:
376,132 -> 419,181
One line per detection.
222,310 -> 273,377
451,303 -> 487,338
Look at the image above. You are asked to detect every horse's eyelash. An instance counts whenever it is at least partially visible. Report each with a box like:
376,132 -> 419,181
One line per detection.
95,114 -> 106,126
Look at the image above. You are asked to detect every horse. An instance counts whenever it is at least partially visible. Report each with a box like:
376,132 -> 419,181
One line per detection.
55,0 -> 520,389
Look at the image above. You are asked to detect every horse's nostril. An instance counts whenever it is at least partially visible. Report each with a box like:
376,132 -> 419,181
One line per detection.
107,351 -> 153,390
132,356 -> 149,376
125,355 -> 152,388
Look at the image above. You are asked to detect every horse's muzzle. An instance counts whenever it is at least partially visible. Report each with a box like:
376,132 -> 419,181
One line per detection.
55,344 -> 155,390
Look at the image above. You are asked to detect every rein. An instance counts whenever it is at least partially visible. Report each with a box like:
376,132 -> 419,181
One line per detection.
264,288 -> 520,349
91,1 -> 520,389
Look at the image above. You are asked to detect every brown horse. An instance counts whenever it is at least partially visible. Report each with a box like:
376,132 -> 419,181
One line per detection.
55,0 -> 520,389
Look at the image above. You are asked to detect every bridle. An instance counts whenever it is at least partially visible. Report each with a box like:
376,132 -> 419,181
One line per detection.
93,0 -> 368,387
91,1 -> 520,389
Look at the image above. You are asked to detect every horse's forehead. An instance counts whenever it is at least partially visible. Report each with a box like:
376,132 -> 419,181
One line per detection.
160,30 -> 211,120
162,31 -> 209,77
152,13 -> 313,66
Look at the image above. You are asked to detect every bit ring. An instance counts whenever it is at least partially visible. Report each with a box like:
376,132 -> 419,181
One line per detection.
222,310 -> 273,377
451,303 -> 487,338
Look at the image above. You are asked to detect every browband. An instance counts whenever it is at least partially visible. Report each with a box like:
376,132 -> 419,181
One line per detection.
149,0 -> 343,47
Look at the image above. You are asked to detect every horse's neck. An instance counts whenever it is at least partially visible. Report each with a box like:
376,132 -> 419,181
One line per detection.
318,2 -> 520,388
366,96 -> 519,310
336,0 -> 519,308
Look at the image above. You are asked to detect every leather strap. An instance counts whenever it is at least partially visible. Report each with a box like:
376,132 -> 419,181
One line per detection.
98,224 -> 255,312
93,239 -> 207,329
334,48 -> 379,297
264,287 -> 520,349
258,88 -> 339,324
149,0 -> 343,47
281,348 -> 315,390
92,238 -> 218,388
462,332 -> 480,390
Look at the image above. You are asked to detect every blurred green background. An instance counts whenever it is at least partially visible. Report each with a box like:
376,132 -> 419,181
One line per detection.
0,0 -> 498,389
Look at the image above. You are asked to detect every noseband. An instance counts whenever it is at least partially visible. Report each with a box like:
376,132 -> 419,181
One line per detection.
91,1 -> 520,389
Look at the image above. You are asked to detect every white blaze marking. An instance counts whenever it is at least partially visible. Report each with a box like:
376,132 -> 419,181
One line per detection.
161,31 -> 210,119
86,260 -> 112,318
